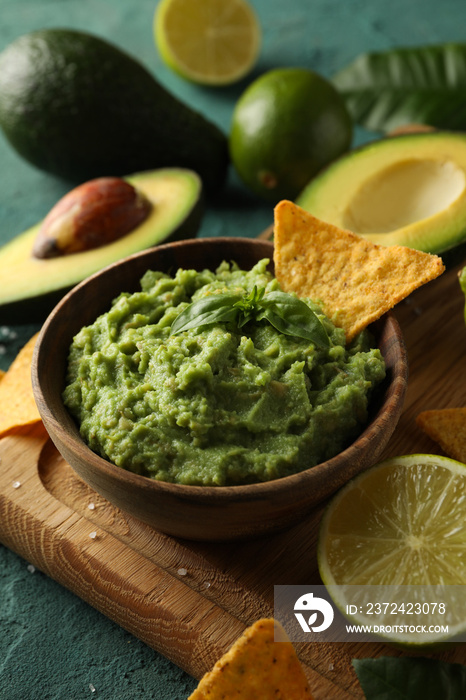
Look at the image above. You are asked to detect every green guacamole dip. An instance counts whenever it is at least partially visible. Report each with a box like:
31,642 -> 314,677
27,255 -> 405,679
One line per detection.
63,259 -> 386,486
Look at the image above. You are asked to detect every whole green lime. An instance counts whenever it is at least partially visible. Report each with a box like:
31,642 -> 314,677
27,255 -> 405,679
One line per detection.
229,67 -> 353,202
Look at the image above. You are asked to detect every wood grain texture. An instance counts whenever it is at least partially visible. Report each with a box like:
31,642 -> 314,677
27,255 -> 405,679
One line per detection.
32,237 -> 407,541
1,254 -> 465,699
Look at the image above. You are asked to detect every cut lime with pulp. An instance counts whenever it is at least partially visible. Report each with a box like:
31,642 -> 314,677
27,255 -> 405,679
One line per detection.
154,0 -> 261,86
318,454 -> 466,646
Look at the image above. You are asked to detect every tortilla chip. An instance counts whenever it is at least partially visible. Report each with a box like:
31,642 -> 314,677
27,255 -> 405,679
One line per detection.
189,618 -> 314,699
416,408 -> 466,463
0,333 -> 42,438
273,201 -> 445,341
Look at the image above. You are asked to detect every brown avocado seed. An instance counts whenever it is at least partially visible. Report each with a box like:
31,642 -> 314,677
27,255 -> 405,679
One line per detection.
32,176 -> 152,258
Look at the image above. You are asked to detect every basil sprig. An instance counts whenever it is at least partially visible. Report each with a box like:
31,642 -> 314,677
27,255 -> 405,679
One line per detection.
171,286 -> 330,347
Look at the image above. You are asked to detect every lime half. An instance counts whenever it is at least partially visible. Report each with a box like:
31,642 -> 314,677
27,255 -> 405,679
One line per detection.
318,454 -> 466,646
154,0 -> 261,86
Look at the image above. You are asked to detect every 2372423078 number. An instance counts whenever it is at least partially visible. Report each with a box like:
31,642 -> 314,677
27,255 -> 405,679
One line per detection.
358,602 -> 446,615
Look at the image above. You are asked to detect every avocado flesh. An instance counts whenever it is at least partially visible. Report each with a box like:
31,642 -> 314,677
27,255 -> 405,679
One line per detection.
297,132 -> 466,254
0,29 -> 228,194
0,168 -> 203,323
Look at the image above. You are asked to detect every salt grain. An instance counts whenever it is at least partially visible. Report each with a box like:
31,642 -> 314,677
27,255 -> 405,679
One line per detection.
177,568 -> 188,576
89,683 -> 96,693
88,503 -> 96,510
328,663 -> 334,671
27,564 -> 35,574
202,581 -> 211,589
89,531 -> 98,540
12,480 -> 21,489
0,326 -> 17,339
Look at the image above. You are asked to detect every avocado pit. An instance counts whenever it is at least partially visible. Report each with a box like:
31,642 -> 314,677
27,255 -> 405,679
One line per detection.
32,176 -> 152,258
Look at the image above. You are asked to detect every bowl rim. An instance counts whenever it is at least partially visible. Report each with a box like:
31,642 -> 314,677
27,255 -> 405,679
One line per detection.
32,236 -> 408,502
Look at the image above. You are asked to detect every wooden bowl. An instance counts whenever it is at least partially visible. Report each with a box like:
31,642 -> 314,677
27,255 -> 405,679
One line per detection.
32,237 -> 408,542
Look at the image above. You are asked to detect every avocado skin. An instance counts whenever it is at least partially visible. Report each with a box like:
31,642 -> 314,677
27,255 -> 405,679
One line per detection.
0,174 -> 204,325
0,29 -> 229,193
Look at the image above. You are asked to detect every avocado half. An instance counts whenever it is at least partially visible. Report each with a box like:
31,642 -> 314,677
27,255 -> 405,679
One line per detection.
297,131 -> 466,255
0,168 -> 203,323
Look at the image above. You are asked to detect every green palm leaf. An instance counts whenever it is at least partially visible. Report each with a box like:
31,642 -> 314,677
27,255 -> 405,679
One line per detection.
333,43 -> 466,133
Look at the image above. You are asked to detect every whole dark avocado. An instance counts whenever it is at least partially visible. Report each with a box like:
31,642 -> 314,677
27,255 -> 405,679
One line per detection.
0,29 -> 229,193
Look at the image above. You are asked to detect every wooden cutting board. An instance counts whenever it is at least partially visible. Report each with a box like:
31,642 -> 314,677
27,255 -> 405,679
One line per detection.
0,258 -> 465,699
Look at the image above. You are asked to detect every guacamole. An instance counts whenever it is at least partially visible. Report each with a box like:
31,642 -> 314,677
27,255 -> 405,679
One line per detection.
63,259 -> 386,486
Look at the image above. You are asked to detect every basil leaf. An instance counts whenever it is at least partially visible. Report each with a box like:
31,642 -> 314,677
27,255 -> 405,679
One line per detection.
171,294 -> 240,334
352,657 -> 466,700
259,292 -> 330,347
261,309 -> 330,346
333,43 -> 466,132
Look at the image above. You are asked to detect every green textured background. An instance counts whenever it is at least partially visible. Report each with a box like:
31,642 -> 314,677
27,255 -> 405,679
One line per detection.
0,0 -> 465,697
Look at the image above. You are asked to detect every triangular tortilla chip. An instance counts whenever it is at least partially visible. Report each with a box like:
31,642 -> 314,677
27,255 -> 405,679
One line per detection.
273,201 -> 445,341
0,333 -> 42,438
416,408 -> 466,463
189,618 -> 314,699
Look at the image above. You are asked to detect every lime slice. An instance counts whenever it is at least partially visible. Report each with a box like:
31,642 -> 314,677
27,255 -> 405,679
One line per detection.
154,0 -> 261,86
318,454 -> 466,646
